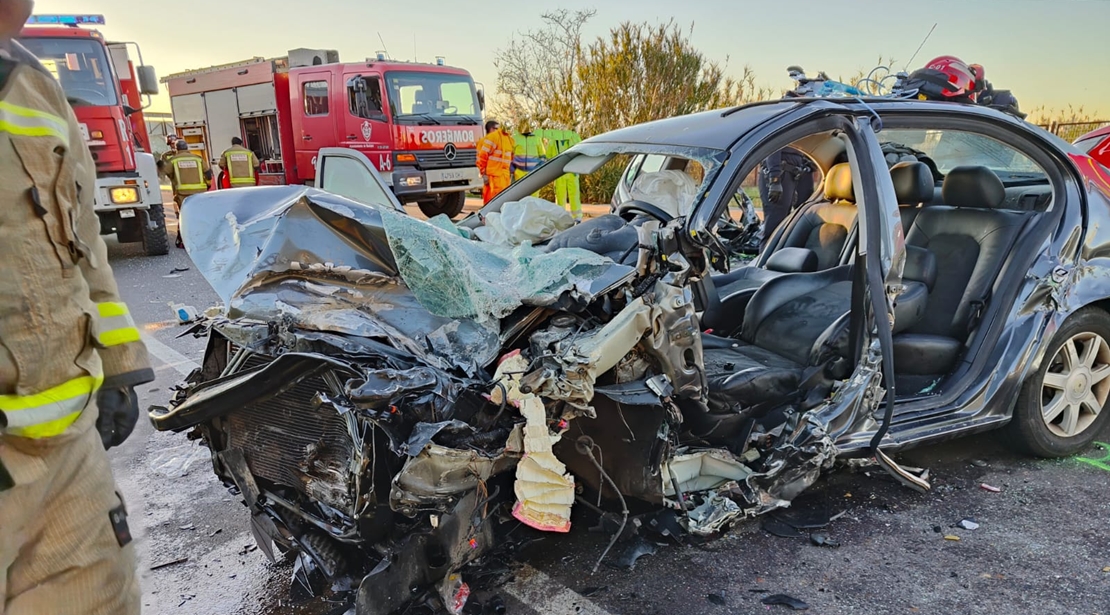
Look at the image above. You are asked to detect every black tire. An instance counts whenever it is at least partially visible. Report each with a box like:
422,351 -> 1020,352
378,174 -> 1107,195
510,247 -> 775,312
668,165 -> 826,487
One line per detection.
417,191 -> 466,219
1005,307 -> 1110,457
142,204 -> 170,256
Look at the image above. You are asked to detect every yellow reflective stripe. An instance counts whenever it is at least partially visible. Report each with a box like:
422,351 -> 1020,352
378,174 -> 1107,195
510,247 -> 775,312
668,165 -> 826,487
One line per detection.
0,374 -> 102,438
0,101 -> 69,145
99,326 -> 141,347
97,301 -> 129,318
96,302 -> 140,348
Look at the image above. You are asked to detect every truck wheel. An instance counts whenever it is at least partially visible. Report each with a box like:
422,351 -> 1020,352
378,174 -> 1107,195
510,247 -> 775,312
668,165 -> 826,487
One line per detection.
1005,308 -> 1110,457
142,204 -> 170,256
417,191 -> 466,219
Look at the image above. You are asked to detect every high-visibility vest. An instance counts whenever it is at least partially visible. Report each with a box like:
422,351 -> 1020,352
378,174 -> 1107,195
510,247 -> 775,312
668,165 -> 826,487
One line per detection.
511,132 -> 546,176
171,153 -> 207,192
222,145 -> 257,186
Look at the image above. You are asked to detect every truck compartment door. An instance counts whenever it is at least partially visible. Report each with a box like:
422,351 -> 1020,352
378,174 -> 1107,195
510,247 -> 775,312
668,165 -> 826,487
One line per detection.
204,88 -> 242,168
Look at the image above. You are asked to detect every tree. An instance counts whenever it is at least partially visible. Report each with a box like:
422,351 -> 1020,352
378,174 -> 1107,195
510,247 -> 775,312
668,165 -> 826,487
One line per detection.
492,14 -> 773,137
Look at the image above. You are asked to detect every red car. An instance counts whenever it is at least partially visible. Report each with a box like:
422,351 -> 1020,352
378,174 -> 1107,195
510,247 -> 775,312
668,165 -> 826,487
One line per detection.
1076,125 -> 1110,168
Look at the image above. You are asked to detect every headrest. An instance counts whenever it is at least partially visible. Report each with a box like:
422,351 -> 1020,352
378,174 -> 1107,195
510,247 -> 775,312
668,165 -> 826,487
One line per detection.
903,245 -> 937,291
941,165 -> 1005,209
890,161 -> 934,205
823,163 -> 855,202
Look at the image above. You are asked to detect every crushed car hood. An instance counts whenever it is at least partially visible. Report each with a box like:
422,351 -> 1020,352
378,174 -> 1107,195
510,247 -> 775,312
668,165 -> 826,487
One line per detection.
180,186 -> 632,374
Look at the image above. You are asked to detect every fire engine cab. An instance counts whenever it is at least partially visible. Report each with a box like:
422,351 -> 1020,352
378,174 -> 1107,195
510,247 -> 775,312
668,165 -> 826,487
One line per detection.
19,14 -> 169,255
163,49 -> 485,219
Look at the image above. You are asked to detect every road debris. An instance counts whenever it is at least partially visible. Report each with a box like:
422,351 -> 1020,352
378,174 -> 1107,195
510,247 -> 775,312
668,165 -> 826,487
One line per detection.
762,518 -> 805,539
178,523 -> 195,531
944,535 -> 961,541
610,537 -> 657,571
761,593 -> 810,610
707,592 -> 727,606
809,532 -> 839,548
150,557 -> 189,571
979,483 -> 1001,492
971,459 -> 989,467
957,518 -> 980,530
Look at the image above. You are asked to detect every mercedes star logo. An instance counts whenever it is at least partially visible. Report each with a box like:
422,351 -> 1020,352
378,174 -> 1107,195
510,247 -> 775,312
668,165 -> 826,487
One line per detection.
443,143 -> 457,161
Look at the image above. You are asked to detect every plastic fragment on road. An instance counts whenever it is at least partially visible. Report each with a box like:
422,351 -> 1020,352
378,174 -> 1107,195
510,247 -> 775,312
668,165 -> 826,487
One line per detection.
760,593 -> 811,610
979,483 -> 1001,492
169,302 -> 198,323
944,535 -> 961,541
496,352 -> 574,533
958,518 -> 980,530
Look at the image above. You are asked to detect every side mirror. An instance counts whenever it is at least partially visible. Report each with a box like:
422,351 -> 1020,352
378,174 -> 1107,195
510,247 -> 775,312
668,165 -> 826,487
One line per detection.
477,88 -> 485,112
122,104 -> 138,116
137,65 -> 159,96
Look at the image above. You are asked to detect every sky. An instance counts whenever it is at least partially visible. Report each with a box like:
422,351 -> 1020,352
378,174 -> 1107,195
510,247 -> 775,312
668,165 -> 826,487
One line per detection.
29,0 -> 1110,119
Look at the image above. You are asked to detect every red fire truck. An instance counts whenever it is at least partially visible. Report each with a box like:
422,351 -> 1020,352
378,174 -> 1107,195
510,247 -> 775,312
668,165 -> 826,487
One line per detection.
19,14 -> 169,255
163,49 -> 485,218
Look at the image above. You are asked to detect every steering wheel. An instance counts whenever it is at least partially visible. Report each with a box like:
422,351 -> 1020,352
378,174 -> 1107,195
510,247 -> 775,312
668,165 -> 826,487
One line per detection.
616,200 -> 674,223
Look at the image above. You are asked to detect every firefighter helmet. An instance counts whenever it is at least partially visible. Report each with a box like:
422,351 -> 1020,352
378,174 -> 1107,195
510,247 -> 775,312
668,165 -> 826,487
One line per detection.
906,56 -> 978,102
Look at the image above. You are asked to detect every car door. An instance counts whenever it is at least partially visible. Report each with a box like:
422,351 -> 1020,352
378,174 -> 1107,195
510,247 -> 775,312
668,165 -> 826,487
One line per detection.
292,72 -> 337,182
341,73 -> 392,172
315,147 -> 405,212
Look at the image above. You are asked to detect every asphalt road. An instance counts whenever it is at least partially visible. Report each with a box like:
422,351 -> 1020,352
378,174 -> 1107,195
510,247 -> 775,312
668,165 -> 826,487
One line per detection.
105,207 -> 1110,615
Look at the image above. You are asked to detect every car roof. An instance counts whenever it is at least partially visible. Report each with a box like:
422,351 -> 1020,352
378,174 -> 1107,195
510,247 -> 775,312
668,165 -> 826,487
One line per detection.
580,98 -> 1036,152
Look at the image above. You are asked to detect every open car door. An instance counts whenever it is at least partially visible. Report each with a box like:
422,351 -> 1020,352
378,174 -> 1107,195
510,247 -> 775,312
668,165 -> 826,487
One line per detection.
314,147 -> 405,212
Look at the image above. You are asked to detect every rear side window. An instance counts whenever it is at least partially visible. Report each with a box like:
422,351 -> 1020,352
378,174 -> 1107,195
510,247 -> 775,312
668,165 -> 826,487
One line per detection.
304,80 -> 329,116
881,128 -> 1043,181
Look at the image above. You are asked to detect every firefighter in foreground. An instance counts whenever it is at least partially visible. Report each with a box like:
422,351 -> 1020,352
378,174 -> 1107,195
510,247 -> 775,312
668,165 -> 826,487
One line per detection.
167,138 -> 211,248
218,136 -> 260,188
477,119 -> 514,203
0,1 -> 153,613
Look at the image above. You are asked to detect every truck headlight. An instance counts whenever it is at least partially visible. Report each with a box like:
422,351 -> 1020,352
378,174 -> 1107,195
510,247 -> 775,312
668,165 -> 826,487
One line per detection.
109,187 -> 140,204
400,176 -> 423,187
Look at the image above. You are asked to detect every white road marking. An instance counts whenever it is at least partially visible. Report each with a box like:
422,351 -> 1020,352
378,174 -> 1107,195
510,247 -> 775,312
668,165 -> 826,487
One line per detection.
140,335 -> 612,615
141,333 -> 200,376
503,564 -> 615,615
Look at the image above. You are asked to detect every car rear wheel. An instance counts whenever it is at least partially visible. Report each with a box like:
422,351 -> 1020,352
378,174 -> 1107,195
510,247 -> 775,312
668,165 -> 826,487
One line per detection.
417,191 -> 466,219
1006,308 -> 1110,457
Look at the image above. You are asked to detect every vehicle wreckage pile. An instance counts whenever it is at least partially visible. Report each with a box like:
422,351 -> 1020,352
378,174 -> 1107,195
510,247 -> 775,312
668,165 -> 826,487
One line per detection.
150,186 -> 843,614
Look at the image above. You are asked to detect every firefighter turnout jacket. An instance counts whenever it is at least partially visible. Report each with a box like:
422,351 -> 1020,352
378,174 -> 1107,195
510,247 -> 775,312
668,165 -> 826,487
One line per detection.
0,48 -> 153,439
218,144 -> 260,187
169,150 -> 210,196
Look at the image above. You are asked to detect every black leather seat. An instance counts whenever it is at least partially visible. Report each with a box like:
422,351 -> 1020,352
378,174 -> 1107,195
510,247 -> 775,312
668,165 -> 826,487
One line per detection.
891,161 -> 936,231
893,166 -> 1033,379
705,244 -> 938,412
775,162 -> 858,270
706,163 -> 858,331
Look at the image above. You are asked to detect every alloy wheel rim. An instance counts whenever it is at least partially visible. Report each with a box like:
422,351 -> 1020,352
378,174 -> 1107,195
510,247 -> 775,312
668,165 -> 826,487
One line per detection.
1040,331 -> 1110,438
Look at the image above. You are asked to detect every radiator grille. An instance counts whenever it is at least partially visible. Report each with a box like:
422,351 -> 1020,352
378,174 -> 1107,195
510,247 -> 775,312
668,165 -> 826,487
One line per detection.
414,149 -> 477,169
225,359 -> 355,512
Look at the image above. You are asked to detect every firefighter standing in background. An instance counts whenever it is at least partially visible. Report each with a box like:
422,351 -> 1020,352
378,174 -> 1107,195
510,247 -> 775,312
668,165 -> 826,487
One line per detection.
156,133 -> 177,179
511,122 -> 546,196
543,128 -> 582,219
167,138 -> 211,248
0,1 -> 153,613
477,119 -> 514,204
218,136 -> 260,188
757,146 -> 814,250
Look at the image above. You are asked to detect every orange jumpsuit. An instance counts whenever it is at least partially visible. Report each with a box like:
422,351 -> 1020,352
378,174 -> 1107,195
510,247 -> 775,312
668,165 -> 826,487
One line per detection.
477,129 -> 515,203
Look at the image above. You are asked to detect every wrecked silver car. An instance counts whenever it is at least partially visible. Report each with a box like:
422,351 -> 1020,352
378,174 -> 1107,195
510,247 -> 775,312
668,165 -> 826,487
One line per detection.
151,99 -> 1110,614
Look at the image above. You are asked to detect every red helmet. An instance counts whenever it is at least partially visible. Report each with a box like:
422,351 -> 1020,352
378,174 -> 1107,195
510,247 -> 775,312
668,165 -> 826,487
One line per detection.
919,55 -> 978,100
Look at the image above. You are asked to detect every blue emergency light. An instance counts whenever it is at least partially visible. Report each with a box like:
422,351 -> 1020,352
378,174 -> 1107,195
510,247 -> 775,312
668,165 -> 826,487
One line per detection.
26,15 -> 106,26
